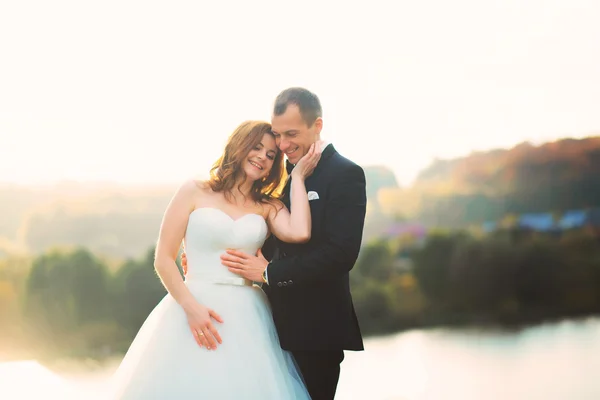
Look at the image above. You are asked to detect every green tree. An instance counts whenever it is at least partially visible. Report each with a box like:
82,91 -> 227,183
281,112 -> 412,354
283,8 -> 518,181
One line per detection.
354,239 -> 394,281
24,248 -> 111,347
110,247 -> 168,342
412,232 -> 468,304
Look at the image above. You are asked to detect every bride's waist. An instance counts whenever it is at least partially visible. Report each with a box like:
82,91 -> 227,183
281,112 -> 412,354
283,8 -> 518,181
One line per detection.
185,274 -> 254,287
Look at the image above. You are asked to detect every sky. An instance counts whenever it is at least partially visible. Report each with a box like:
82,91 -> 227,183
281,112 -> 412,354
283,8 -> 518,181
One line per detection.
1,0 -> 599,187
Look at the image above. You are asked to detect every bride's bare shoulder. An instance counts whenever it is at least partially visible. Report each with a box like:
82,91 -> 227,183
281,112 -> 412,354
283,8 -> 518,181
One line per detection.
172,179 -> 211,201
191,179 -> 211,192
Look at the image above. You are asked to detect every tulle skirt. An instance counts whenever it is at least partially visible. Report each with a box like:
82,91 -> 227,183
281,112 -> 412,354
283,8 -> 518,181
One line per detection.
108,280 -> 310,399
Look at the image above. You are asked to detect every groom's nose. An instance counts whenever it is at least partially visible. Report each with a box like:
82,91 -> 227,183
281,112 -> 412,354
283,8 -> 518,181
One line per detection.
278,137 -> 291,151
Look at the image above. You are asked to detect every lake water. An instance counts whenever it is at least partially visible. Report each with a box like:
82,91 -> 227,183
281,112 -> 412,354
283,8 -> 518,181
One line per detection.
2,317 -> 600,399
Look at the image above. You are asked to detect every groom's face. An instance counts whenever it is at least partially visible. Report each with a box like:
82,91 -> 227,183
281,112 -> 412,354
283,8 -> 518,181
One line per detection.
271,104 -> 322,165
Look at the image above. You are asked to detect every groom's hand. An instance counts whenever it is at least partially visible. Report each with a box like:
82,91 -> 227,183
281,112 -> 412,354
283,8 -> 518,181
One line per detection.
221,249 -> 268,282
180,251 -> 188,276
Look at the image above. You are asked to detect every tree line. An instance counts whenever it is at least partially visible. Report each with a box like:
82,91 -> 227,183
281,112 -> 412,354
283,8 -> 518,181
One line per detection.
0,248 -> 171,360
1,227 -> 600,360
352,227 -> 600,335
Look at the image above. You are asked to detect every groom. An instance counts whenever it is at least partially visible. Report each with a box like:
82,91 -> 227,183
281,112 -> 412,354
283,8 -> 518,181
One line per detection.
187,87 -> 366,400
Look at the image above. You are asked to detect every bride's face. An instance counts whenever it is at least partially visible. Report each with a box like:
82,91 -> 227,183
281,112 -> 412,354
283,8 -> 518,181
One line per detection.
243,133 -> 278,182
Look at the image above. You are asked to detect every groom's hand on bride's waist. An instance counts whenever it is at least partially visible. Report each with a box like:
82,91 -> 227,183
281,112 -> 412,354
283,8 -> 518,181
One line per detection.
221,249 -> 269,283
180,252 -> 188,276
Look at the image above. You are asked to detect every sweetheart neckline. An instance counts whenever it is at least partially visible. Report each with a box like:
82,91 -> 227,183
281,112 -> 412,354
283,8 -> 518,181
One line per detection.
189,207 -> 267,227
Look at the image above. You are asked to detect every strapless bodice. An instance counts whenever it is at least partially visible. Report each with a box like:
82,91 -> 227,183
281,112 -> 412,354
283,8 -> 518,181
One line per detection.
183,207 -> 268,283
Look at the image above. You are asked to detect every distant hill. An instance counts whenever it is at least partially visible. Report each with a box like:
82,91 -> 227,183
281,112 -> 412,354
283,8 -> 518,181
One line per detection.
364,166 -> 399,200
414,137 -> 600,193
0,182 -> 177,258
4,134 -> 597,258
386,136 -> 600,227
0,166 -> 399,258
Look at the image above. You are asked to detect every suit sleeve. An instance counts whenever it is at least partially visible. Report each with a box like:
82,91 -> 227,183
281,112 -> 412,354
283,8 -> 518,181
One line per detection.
266,164 -> 367,287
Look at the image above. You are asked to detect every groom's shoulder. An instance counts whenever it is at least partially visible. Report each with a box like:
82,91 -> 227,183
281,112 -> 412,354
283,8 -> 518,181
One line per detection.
329,149 -> 364,177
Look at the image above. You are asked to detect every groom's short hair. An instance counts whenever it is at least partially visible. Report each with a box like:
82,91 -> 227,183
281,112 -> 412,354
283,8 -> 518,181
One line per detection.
273,87 -> 322,127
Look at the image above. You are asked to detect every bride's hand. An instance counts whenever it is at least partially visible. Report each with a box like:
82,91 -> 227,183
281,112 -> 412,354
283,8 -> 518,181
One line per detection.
291,141 -> 324,180
182,300 -> 223,350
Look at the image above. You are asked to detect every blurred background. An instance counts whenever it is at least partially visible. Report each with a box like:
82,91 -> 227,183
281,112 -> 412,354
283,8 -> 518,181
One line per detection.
2,0 -> 600,399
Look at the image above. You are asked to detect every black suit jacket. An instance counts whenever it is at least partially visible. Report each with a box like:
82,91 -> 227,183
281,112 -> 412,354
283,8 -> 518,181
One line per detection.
262,144 -> 366,351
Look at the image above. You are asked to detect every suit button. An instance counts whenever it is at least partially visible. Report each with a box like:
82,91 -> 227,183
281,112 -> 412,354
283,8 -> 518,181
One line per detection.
277,282 -> 283,287
288,280 -> 293,285
282,281 -> 288,286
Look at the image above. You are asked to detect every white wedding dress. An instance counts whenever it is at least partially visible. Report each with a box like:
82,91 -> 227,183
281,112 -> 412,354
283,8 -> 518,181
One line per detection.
108,207 -> 310,399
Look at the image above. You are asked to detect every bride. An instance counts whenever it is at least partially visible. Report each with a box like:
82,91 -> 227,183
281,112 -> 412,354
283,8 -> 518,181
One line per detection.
109,120 -> 321,399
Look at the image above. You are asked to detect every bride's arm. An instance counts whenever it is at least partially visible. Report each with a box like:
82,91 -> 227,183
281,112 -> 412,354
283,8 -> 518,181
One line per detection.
154,180 -> 223,349
154,180 -> 196,305
266,177 -> 311,243
266,142 -> 322,243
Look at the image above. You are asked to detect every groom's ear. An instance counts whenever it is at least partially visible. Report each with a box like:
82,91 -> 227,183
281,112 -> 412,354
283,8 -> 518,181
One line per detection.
313,117 -> 323,134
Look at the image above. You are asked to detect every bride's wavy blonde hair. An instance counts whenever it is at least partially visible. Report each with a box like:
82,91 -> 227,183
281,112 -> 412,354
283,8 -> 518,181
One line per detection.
207,120 -> 285,204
